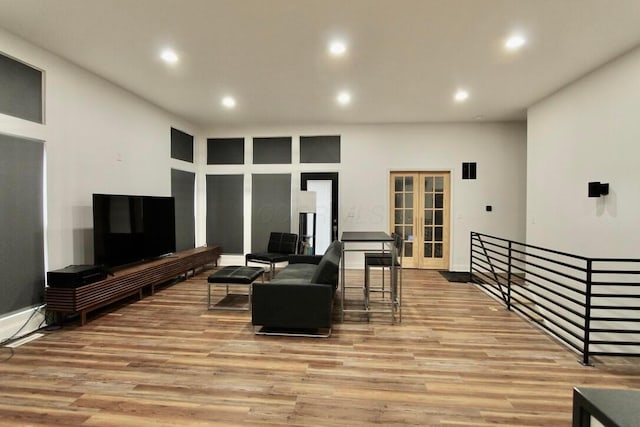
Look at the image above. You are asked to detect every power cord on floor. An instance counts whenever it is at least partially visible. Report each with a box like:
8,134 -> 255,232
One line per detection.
0,305 -> 49,352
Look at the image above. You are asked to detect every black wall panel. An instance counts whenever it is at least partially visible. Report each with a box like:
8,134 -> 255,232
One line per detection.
171,169 -> 196,251
300,135 -> 341,163
0,133 -> 44,315
251,174 -> 291,252
206,175 -> 243,254
253,136 -> 292,164
171,128 -> 194,163
207,138 -> 244,164
0,53 -> 43,123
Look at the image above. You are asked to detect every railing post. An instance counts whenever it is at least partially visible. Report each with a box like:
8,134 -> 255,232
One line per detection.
582,259 -> 593,365
507,241 -> 512,311
469,232 -> 474,283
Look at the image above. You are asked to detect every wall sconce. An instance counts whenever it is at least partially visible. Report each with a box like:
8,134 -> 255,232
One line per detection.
588,182 -> 609,197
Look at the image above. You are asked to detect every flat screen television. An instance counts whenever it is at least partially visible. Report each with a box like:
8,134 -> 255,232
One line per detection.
93,193 -> 176,269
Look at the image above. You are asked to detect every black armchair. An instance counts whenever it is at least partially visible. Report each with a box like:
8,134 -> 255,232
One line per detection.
245,232 -> 298,279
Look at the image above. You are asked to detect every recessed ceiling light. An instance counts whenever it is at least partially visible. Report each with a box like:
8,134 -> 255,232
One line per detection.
337,91 -> 351,106
221,96 -> 236,109
329,40 -> 347,56
505,35 -> 526,51
454,89 -> 469,102
160,49 -> 178,63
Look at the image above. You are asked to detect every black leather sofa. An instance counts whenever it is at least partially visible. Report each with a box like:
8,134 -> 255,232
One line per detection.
251,240 -> 343,337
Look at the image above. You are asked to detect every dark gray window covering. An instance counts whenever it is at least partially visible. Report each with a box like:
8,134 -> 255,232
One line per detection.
253,136 -> 292,164
171,169 -> 195,251
206,174 -> 243,254
251,174 -> 291,252
171,128 -> 194,163
0,52 -> 43,123
300,135 -> 341,163
0,133 -> 44,315
207,138 -> 244,164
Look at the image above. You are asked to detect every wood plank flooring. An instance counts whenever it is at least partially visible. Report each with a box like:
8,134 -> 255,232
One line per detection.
2,268 -> 640,426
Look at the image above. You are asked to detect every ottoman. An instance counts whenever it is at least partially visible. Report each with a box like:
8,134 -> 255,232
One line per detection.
207,266 -> 264,311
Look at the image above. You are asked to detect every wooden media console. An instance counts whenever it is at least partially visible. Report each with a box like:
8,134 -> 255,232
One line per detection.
45,246 -> 222,325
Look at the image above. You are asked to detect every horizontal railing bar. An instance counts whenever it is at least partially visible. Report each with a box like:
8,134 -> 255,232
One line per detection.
470,260 -> 509,282
592,282 -> 640,287
512,275 -> 586,307
591,317 -> 640,322
590,329 -> 640,334
589,351 -> 640,357
471,246 -> 510,268
592,305 -> 640,311
511,257 -> 587,286
471,232 -> 591,261
592,293 -> 640,298
591,257 -> 640,262
472,241 -> 588,275
509,304 -> 583,351
509,286 -> 585,323
590,341 -> 640,346
508,247 -> 588,274
510,295 -> 585,333
592,270 -> 640,275
510,265 -> 586,297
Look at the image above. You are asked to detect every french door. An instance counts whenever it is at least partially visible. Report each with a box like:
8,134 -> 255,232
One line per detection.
390,172 -> 450,269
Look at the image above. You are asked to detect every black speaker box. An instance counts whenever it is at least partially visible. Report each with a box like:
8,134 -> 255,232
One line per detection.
47,265 -> 107,288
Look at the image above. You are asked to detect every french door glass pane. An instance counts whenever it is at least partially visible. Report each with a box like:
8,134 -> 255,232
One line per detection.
395,209 -> 402,224
435,176 -> 444,191
425,211 -> 433,225
404,193 -> 413,209
395,193 -> 403,208
406,226 -> 413,240
405,209 -> 413,223
435,227 -> 443,241
405,242 -> 413,257
425,227 -> 433,241
435,210 -> 443,226
435,194 -> 443,209
424,243 -> 433,258
435,243 -> 443,258
425,177 -> 433,192
395,177 -> 403,191
405,177 -> 413,192
425,194 -> 433,208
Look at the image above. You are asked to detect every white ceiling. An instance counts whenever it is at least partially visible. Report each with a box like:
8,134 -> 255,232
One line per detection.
1,0 -> 640,128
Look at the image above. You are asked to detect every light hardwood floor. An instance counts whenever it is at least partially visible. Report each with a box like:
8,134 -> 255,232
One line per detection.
2,268 -> 640,426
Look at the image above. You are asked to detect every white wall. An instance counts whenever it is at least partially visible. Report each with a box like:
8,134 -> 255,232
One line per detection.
204,122 -> 527,270
0,28 -> 199,337
527,45 -> 640,257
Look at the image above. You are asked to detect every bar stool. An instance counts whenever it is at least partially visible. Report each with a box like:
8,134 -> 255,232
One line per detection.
363,233 -> 403,322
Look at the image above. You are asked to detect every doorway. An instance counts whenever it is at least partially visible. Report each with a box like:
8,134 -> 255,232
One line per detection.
301,172 -> 338,255
390,171 -> 450,269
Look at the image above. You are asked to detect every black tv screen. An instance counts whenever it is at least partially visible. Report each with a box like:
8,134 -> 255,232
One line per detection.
93,194 -> 176,268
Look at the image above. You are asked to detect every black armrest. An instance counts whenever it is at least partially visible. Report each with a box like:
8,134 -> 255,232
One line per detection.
252,283 -> 333,329
288,254 -> 323,265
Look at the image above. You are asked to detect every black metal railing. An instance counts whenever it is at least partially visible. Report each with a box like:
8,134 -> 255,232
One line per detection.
470,232 -> 640,365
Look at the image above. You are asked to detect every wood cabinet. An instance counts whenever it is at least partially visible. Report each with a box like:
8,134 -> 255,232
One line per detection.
45,246 -> 221,325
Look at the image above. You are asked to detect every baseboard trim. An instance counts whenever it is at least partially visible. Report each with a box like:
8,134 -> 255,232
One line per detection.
0,305 -> 46,343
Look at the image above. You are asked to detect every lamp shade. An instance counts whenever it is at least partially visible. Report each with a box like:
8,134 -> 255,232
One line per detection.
298,191 -> 317,213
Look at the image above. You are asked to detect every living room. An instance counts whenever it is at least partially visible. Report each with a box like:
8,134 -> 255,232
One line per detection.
1,1 -> 640,425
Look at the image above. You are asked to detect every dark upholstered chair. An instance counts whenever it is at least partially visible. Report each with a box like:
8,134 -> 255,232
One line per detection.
245,232 -> 298,279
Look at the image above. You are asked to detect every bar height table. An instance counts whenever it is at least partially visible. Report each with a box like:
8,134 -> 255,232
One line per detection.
340,231 -> 399,322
